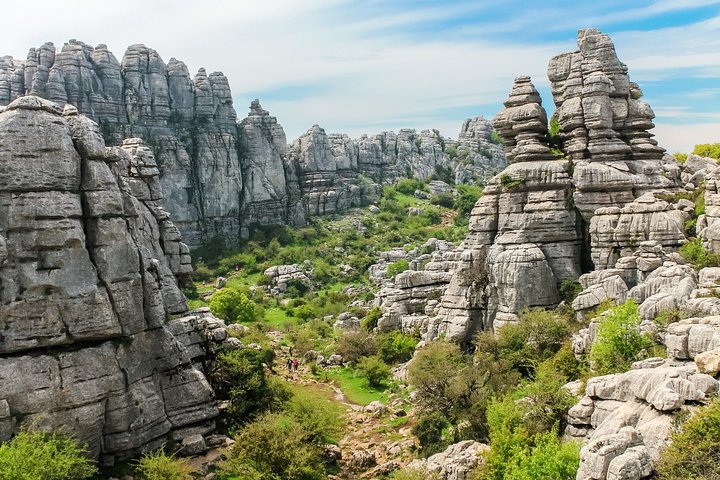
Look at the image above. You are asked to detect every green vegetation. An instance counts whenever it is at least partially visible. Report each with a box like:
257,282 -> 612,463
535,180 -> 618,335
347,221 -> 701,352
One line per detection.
679,238 -> 720,270
0,430 -> 97,480
209,288 -> 263,323
377,330 -> 419,363
674,152 -> 688,163
210,348 -> 288,430
324,367 -> 389,405
412,411 -> 450,457
589,300 -> 653,375
559,279 -> 582,304
387,259 -> 410,278
356,355 -> 391,388
490,131 -> 504,145
693,142 -> 720,160
136,449 -> 193,480
220,384 -> 344,480
470,398 -> 579,480
389,468 -> 442,480
657,398 -> 720,480
499,174 -> 524,190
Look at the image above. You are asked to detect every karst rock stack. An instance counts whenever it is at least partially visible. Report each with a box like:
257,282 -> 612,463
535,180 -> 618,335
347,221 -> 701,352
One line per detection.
0,96 -> 234,464
0,40 -> 506,245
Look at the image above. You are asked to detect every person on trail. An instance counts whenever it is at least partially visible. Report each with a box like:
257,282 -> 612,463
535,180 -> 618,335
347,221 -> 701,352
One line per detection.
287,358 -> 293,370
293,358 -> 299,371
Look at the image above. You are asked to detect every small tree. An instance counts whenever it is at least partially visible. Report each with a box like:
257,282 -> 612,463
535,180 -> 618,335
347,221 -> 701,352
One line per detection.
412,412 -> 449,457
209,288 -> 260,323
335,330 -> 377,365
386,259 -> 410,278
589,300 -> 653,375
356,355 -> 391,388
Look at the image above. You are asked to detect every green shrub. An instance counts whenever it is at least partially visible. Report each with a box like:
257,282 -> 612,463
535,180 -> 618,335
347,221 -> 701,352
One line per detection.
335,330 -> 377,365
377,330 -> 419,364
559,279 -> 582,304
499,174 -> 524,190
209,288 -> 262,323
136,449 -> 193,480
294,304 -> 317,321
589,300 -> 653,375
412,412 -> 450,457
0,429 -> 97,480
657,398 -> 720,480
432,164 -> 455,185
490,131 -> 504,145
396,178 -> 427,195
470,398 -> 579,480
674,152 -> 688,164
360,306 -> 382,331
454,184 -> 483,218
210,348 -> 285,428
495,309 -> 570,376
430,192 -> 456,208
220,385 -> 343,480
387,259 -> 410,278
356,355 -> 391,388
518,364 -> 576,436
679,237 -> 720,270
693,143 -> 720,160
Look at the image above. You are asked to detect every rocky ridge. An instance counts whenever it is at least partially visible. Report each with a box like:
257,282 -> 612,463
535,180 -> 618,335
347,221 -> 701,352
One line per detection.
0,96 -> 237,464
1,41 -> 505,246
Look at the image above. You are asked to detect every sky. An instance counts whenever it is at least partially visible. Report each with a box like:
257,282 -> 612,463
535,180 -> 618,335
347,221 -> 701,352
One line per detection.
3,0 -> 720,153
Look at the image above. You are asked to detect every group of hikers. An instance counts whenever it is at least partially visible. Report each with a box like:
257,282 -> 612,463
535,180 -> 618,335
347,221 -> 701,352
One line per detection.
286,357 -> 299,371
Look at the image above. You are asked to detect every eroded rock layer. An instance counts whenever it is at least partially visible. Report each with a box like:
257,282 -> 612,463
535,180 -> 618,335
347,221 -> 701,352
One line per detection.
1,41 -> 506,246
0,96 -> 225,464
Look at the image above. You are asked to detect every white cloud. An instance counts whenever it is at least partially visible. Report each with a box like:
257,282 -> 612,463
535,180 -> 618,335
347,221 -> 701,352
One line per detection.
653,122 -> 720,153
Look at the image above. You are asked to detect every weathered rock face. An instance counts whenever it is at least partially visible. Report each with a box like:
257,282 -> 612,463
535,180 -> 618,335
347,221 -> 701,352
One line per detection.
1,41 -> 506,247
548,28 -> 680,220
0,96 -> 227,464
405,29 -> 683,342
407,440 -> 489,480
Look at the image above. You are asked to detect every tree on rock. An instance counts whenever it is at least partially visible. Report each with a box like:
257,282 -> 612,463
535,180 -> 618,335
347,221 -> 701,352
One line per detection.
209,288 -> 261,323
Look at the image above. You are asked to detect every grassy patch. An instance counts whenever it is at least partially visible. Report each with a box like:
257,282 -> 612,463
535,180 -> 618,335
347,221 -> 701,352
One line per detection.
263,307 -> 299,329
324,367 -> 389,405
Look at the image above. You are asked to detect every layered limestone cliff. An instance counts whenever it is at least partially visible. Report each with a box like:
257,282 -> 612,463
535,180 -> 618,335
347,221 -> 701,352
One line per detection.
391,28 -> 684,344
0,96 -> 232,464
1,41 -> 505,246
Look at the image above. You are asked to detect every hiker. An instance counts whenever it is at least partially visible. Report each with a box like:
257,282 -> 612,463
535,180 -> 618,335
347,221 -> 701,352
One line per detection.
287,358 -> 293,370
293,358 -> 299,371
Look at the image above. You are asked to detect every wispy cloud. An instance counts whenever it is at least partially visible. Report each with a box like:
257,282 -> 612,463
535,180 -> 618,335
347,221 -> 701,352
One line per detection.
2,0 -> 720,149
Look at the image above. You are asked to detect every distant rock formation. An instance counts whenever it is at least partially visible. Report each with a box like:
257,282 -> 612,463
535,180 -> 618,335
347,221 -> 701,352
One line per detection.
0,40 -> 506,246
0,96 -> 234,464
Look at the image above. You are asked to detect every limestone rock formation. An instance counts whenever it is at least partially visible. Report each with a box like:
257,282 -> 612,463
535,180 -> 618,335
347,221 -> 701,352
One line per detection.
0,96 -> 229,464
1,41 -> 506,247
407,440 -> 489,480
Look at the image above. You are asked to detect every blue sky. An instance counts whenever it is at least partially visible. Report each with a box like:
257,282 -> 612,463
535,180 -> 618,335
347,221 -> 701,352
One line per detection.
4,0 -> 720,152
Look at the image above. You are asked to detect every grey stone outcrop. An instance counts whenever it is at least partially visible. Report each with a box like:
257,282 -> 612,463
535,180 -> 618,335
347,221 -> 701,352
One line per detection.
0,96 -> 226,464
1,41 -> 506,246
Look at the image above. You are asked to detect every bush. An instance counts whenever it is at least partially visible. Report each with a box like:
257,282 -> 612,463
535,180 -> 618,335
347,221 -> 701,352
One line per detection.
136,449 -> 193,480
387,259 -> 410,278
559,279 -> 582,304
220,385 -> 343,480
432,164 -> 455,185
0,429 -> 97,480
430,192 -> 455,208
679,238 -> 720,270
356,355 -> 391,388
693,143 -> 720,160
335,330 -> 378,365
210,348 -> 285,428
657,398 -> 720,480
209,288 -> 261,323
412,412 -> 450,457
294,304 -> 317,321
396,178 -> 427,195
471,398 -> 579,480
589,300 -> 653,375
454,184 -> 483,218
495,309 -> 570,376
360,306 -> 382,331
389,468 -> 442,480
377,330 -> 418,364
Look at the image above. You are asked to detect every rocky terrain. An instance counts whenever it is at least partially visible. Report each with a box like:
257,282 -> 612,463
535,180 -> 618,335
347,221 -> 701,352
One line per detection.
0,96 -> 237,465
368,28 -> 719,480
0,41 -> 505,246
